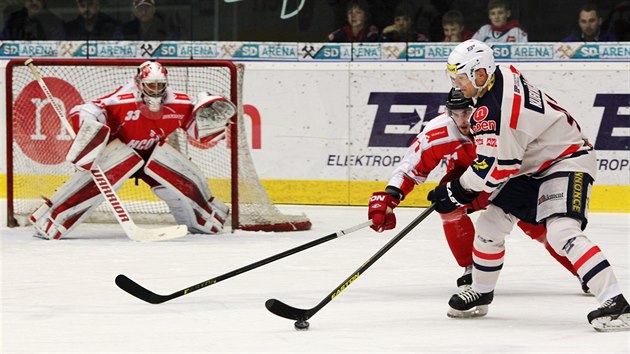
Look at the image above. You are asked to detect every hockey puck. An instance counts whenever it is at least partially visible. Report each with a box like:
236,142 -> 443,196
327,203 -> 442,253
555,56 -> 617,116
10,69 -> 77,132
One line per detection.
294,320 -> 310,331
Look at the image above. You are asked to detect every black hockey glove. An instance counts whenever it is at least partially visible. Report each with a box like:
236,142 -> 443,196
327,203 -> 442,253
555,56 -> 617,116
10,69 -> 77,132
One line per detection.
427,179 -> 479,214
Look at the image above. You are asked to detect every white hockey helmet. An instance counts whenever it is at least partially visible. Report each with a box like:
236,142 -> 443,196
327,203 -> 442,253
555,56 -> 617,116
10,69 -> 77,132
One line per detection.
446,39 -> 495,90
135,61 -> 168,112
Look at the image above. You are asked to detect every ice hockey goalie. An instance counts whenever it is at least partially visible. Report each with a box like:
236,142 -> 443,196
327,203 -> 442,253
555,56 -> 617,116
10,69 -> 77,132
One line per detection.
30,61 -> 235,240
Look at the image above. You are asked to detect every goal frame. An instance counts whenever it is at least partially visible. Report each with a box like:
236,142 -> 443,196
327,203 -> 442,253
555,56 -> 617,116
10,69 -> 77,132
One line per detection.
5,58 -> 243,229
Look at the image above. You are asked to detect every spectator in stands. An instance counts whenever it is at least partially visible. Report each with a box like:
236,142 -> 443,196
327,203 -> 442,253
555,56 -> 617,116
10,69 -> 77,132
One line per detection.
122,0 -> 180,41
441,9 -> 473,42
562,3 -> 618,42
65,0 -> 122,40
472,0 -> 527,43
605,1 -> 630,41
327,0 -> 379,42
381,3 -> 428,42
1,0 -> 64,40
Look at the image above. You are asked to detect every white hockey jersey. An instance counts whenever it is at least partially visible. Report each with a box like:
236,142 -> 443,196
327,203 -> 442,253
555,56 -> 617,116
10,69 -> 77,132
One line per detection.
459,65 -> 596,193
472,20 -> 528,43
388,113 -> 476,197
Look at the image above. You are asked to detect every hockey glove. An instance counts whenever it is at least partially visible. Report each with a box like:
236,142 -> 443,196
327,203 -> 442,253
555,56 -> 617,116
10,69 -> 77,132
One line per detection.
427,179 -> 479,214
368,191 -> 400,232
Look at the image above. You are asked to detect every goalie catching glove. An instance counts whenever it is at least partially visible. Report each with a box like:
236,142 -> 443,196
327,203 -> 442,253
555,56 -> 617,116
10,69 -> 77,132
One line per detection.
191,92 -> 236,143
368,188 -> 402,232
427,179 -> 479,214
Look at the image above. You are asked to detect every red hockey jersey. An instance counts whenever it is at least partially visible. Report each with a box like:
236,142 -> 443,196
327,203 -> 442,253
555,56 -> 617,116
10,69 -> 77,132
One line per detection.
388,113 -> 476,197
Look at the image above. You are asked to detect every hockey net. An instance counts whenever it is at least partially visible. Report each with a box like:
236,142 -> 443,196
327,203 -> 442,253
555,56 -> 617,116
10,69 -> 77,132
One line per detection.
6,59 -> 311,232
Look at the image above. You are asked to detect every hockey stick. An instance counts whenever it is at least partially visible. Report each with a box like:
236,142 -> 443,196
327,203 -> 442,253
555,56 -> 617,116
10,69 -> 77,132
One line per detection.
115,220 -> 373,304
265,204 -> 436,330
25,59 -> 188,242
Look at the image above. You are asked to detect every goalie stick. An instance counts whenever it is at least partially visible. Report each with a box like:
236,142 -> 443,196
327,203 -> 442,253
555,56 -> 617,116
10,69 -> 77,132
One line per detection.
115,220 -> 373,304
265,204 -> 436,329
24,59 -> 188,242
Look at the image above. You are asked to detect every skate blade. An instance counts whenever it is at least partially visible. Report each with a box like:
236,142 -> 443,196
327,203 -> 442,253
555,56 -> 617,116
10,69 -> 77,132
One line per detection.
591,314 -> 630,332
447,305 -> 488,318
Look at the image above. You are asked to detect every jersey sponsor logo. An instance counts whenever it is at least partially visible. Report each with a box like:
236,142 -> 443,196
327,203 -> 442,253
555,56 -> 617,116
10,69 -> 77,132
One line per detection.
426,126 -> 448,143
472,120 -> 496,134
128,138 -> 159,150
14,78 -> 83,165
162,114 -> 184,120
538,192 -> 564,205
117,93 -> 135,101
174,93 -> 189,101
473,106 -> 489,122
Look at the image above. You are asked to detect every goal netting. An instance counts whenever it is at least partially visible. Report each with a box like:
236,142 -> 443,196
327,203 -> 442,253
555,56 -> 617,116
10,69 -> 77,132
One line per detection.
6,59 -> 311,232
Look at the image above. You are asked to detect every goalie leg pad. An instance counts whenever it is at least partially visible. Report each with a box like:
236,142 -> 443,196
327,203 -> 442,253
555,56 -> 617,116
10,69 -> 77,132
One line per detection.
30,140 -> 143,240
145,143 -> 229,234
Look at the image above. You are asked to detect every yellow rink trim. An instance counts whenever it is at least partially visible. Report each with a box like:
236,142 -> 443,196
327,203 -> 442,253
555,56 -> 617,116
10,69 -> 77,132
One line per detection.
258,179 -> 630,213
2,175 -> 629,213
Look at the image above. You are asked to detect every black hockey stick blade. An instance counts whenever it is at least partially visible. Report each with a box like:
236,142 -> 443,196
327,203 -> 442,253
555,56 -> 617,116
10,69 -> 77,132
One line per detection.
116,220 -> 372,304
115,274 -> 173,304
265,299 -> 311,321
265,204 -> 436,325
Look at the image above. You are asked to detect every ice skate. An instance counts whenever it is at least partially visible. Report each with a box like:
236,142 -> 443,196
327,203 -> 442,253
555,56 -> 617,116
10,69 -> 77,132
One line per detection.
447,288 -> 494,318
456,265 -> 473,290
587,294 -> 630,332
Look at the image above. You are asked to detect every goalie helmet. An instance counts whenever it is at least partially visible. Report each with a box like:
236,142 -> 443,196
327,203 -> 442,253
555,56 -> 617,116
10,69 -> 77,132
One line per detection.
446,39 -> 495,91
135,61 -> 168,113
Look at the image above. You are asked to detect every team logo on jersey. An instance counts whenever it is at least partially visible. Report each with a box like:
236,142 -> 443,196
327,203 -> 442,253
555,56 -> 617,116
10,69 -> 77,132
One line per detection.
473,106 -> 489,122
473,159 -> 489,170
471,154 -> 494,179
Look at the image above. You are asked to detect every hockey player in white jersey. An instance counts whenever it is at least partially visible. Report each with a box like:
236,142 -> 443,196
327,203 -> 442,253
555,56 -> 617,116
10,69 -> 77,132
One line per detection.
427,39 -> 629,331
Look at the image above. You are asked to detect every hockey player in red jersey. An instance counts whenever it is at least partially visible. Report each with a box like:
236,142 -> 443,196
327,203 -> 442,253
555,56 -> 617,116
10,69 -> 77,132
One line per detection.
30,61 -> 234,240
428,39 -> 629,331
368,88 -> 580,290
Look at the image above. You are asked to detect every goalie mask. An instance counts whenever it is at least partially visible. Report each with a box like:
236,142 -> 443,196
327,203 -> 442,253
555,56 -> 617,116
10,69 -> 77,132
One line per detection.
135,61 -> 168,113
446,39 -> 495,96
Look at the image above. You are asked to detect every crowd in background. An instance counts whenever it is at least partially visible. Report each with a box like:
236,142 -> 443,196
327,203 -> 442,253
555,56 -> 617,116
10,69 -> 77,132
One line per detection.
1,0 -> 629,42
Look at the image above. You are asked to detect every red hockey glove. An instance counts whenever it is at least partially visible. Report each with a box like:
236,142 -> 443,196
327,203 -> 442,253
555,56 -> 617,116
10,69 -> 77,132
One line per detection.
368,191 -> 400,232
427,179 -> 479,214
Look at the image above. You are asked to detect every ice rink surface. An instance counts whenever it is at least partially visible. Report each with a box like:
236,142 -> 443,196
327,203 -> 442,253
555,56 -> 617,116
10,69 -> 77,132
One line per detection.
1,204 -> 629,354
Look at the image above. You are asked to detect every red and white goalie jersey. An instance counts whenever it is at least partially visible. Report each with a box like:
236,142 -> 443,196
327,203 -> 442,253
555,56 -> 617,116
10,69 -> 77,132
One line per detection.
460,65 -> 596,193
68,80 -> 212,157
388,113 -> 476,196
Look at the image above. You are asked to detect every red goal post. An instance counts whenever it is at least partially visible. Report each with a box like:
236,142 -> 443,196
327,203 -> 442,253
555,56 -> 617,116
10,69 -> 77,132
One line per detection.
5,58 -> 311,232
